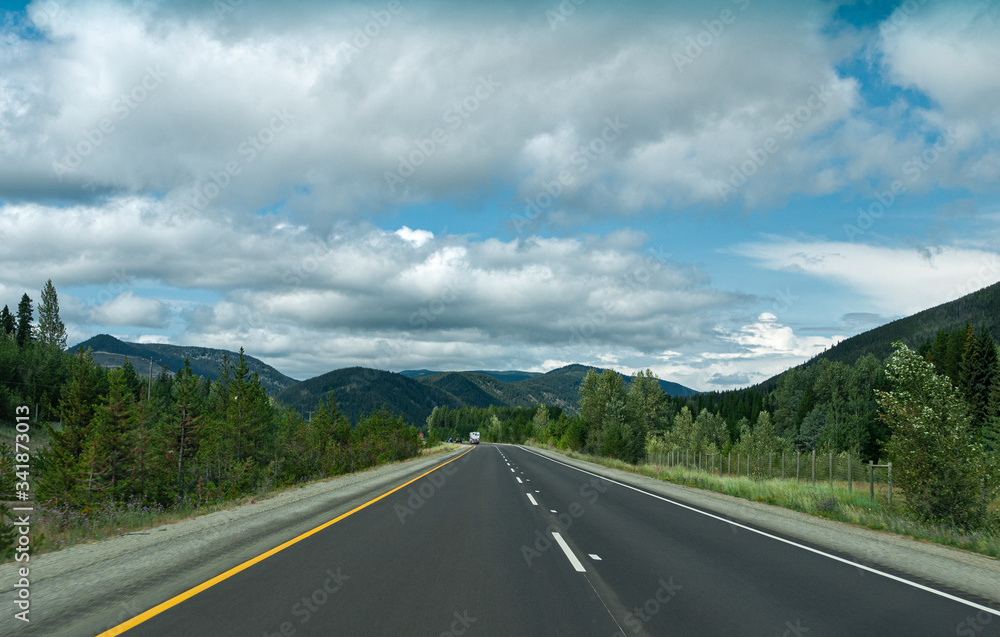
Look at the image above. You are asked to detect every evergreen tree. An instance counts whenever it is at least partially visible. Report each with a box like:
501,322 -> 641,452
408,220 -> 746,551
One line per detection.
120,358 -> 145,401
37,279 -> 67,350
927,328 -> 949,371
945,324 -> 972,381
88,367 -> 135,500
0,305 -> 13,335
126,394 -> 163,503
15,293 -> 33,347
309,392 -> 351,474
959,325 -> 997,433
39,349 -> 105,504
167,360 -> 203,495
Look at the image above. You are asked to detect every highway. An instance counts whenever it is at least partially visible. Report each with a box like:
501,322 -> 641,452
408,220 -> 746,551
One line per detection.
102,444 -> 1000,636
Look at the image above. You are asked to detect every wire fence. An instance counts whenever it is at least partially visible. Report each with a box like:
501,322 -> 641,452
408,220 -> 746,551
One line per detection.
646,449 -> 893,505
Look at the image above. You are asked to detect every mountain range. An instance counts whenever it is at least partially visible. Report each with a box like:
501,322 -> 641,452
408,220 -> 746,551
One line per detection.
71,279 -> 1000,425
69,336 -> 696,424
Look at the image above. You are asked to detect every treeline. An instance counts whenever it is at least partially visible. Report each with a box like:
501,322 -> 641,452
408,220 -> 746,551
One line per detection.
455,327 -> 1000,528
33,349 -> 421,509
1,282 -> 423,515
424,403 -> 568,445
0,281 -> 72,422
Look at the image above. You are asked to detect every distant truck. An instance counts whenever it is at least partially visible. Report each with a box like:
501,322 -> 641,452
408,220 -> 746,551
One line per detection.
469,431 -> 480,445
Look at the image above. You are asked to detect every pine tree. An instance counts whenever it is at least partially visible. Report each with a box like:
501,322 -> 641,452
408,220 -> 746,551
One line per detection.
928,329 -> 949,370
120,358 -> 145,401
15,294 -> 33,347
170,360 -> 203,495
309,392 -> 351,474
39,349 -> 105,504
0,305 -> 13,335
89,368 -> 134,500
37,280 -> 67,350
944,324 -> 972,382
959,326 -> 998,433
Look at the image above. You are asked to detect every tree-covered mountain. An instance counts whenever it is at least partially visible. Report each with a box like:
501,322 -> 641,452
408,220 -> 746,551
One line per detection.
68,335 -> 696,425
754,280 -> 1000,392
278,363 -> 697,426
274,367 -> 464,424
401,369 -> 542,383
69,334 -> 298,395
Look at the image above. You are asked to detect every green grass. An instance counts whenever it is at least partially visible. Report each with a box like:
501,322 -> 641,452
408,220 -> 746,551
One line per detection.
531,443 -> 1000,560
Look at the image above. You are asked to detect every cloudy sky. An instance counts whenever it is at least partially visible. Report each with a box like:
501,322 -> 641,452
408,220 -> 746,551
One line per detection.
1,0 -> 999,390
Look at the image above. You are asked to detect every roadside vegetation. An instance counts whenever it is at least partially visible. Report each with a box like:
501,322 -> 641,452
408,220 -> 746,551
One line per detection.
1,282 -> 431,562
3,281 -> 999,562
482,326 -> 1000,557
534,444 -> 1000,559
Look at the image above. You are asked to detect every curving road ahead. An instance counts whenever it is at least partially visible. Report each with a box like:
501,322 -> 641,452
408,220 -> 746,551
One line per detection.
102,444 -> 1000,636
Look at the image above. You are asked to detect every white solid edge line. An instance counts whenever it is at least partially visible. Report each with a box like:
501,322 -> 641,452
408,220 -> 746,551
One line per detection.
516,445 -> 1000,617
552,532 -> 586,572
526,493 -> 538,506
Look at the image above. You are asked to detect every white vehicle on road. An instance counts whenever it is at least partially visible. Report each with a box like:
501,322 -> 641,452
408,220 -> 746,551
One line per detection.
469,431 -> 480,445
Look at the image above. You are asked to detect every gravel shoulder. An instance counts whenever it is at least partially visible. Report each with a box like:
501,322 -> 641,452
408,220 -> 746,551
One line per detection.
0,447 -> 468,637
521,445 -> 1000,610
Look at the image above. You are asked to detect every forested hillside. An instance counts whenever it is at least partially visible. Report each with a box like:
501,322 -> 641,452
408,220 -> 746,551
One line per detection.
275,367 -> 465,424
793,281 -> 998,374
71,334 -> 298,395
1,282 -> 424,564
278,363 -> 698,426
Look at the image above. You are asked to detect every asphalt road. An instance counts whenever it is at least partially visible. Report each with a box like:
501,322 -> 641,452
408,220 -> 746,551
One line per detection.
104,443 -> 1000,636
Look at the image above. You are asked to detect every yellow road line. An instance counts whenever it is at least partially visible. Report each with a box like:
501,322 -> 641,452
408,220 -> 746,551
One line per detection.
97,447 -> 475,636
